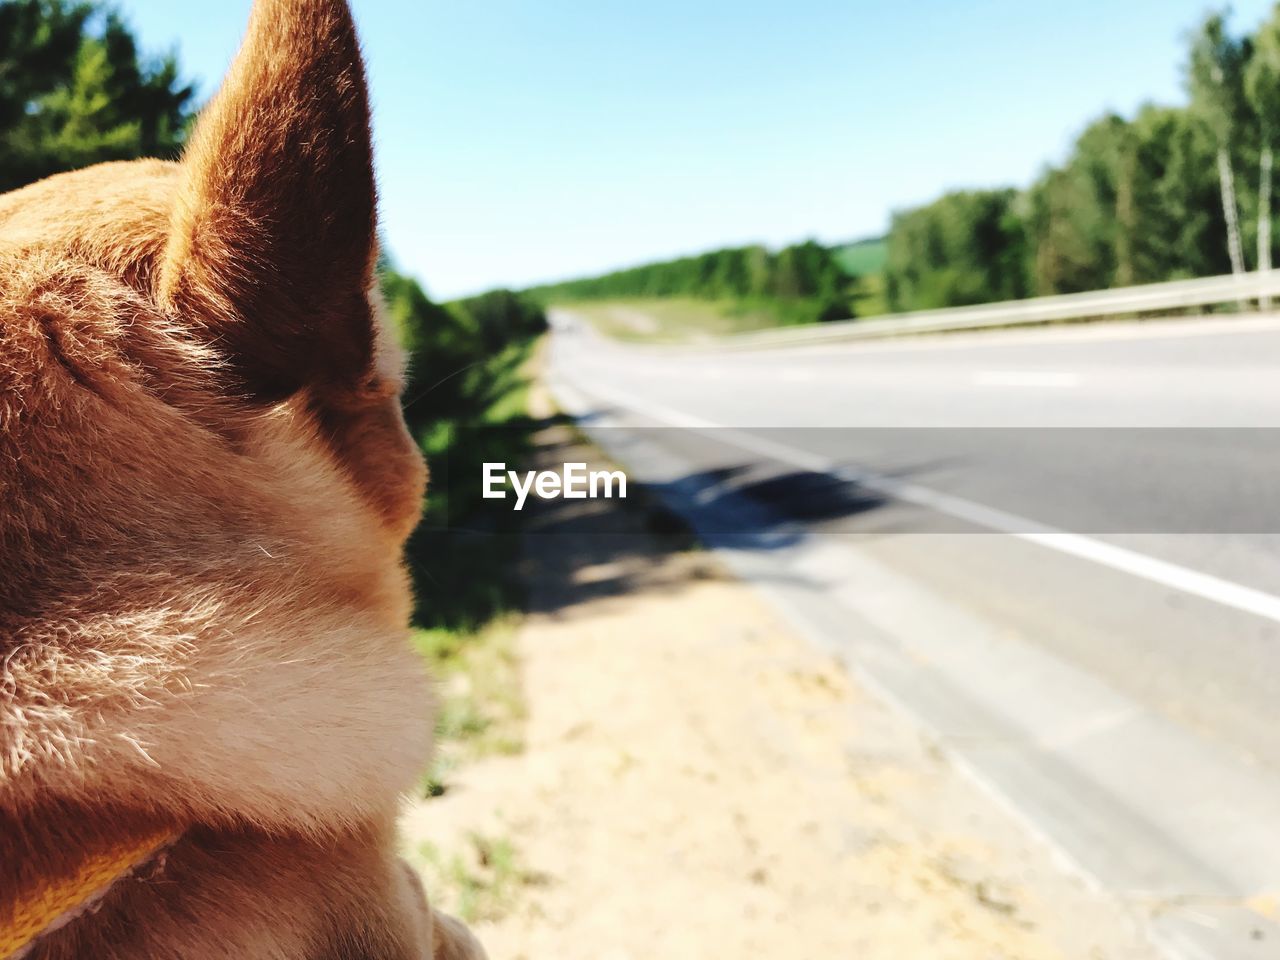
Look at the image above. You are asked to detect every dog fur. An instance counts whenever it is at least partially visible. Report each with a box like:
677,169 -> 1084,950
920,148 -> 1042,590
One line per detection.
0,0 -> 483,956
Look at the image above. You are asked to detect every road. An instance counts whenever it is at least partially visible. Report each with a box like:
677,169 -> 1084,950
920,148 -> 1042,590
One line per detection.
546,311 -> 1280,959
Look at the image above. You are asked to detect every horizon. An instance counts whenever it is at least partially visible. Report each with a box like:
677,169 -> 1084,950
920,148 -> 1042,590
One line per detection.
116,0 -> 1276,300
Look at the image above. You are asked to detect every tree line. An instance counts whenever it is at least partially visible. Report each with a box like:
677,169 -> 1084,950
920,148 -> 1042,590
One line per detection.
529,240 -> 857,324
885,7 -> 1280,313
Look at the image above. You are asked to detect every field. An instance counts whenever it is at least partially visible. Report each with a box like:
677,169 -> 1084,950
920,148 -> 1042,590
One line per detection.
832,236 -> 887,277
834,237 -> 890,317
543,239 -> 891,344
557,298 -> 811,343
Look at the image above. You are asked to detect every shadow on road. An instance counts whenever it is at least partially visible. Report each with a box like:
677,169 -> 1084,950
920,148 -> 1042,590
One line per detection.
517,419 -> 898,621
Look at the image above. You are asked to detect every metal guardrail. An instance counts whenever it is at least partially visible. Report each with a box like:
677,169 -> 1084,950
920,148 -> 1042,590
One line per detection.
714,270 -> 1280,350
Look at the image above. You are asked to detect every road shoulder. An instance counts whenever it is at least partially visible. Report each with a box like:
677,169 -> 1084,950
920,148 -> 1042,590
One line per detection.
401,413 -> 1160,959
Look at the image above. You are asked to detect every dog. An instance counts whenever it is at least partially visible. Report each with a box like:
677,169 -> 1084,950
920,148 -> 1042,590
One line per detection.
0,0 -> 485,956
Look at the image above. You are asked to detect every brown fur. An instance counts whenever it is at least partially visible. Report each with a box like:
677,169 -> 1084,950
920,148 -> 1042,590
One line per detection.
0,0 -> 482,956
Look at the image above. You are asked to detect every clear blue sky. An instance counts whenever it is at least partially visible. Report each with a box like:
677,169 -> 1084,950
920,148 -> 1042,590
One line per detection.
116,0 -> 1276,300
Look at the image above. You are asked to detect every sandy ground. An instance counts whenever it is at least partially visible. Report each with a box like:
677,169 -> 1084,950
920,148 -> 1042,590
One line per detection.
402,426 -> 1159,960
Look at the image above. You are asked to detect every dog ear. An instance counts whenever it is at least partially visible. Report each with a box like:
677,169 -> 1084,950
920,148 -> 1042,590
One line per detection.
159,0 -> 378,402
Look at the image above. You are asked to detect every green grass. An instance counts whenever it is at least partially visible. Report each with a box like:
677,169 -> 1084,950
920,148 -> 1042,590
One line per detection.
415,617 -> 525,798
851,271 -> 890,318
543,240 -> 891,343
560,297 -> 828,343
832,237 -> 890,318
832,237 -> 888,277
412,832 -> 543,923
406,337 -> 541,798
406,336 -> 541,631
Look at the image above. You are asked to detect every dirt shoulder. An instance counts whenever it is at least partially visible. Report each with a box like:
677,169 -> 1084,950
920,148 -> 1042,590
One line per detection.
402,418 -> 1158,960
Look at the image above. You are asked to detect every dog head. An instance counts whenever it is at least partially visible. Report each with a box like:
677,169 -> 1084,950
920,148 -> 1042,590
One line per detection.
0,0 -> 432,833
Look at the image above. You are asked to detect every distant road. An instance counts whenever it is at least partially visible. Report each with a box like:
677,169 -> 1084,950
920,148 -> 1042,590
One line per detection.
548,311 -> 1280,959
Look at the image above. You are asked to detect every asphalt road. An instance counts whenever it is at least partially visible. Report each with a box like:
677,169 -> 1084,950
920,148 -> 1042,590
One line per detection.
547,311 -> 1280,959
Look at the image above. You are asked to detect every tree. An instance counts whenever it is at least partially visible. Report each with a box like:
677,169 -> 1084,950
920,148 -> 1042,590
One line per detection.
527,241 -> 853,324
871,13 -> 1272,311
1128,105 -> 1227,282
1026,115 -> 1132,294
1188,11 -> 1251,279
0,0 -> 194,194
1247,4 -> 1280,305
883,189 -> 1027,310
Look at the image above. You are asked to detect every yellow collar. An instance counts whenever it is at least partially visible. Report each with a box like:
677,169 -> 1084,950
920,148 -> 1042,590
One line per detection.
1,828 -> 175,959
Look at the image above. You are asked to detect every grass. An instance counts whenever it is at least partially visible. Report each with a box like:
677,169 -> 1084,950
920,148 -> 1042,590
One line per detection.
560,297 -> 827,343
406,336 -> 542,800
834,237 -> 890,318
407,336 -> 541,631
391,297 -> 550,922
558,240 -> 894,342
414,617 -> 525,798
476,338 -> 538,423
412,832 -> 543,924
400,342 -> 541,926
851,271 -> 890,318
832,236 -> 888,277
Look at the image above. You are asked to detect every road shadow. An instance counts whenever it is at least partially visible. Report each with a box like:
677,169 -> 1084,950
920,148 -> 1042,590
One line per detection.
517,421 -> 895,621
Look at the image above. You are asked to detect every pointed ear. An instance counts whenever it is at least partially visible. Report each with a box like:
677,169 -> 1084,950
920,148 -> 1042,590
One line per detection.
159,0 -> 378,401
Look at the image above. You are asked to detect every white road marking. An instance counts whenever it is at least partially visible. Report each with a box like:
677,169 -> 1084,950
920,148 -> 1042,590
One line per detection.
973,370 -> 1081,388
559,373 -> 1280,627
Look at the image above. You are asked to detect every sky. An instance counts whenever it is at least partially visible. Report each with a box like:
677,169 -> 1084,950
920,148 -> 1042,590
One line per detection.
115,0 -> 1277,300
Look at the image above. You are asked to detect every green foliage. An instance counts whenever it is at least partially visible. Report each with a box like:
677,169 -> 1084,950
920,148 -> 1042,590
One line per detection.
0,0 -> 194,193
884,189 -> 1029,311
386,273 -> 545,791
414,617 -> 524,797
455,288 -> 549,354
1246,6 -> 1280,139
832,237 -> 887,277
383,266 -> 547,632
558,297 -> 797,342
1188,11 -> 1251,145
531,240 -> 856,326
412,833 -> 540,924
1246,5 -> 1280,276
1027,106 -> 1230,293
878,8 -> 1280,310
831,238 -> 890,316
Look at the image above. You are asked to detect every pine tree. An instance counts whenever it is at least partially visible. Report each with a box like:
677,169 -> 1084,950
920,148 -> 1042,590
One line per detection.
0,0 -> 194,194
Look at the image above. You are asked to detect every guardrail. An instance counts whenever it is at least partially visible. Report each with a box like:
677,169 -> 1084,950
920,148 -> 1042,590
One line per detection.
714,270 -> 1280,350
